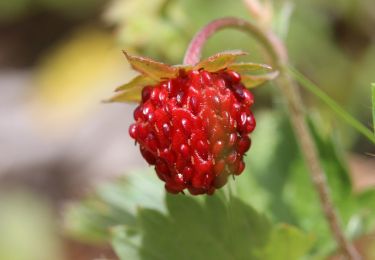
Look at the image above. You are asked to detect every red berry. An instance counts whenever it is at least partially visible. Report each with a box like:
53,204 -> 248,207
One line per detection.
129,124 -> 137,139
129,69 -> 255,195
237,136 -> 251,154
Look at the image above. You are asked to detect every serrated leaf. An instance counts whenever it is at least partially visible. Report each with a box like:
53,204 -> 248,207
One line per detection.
194,50 -> 247,72
123,51 -> 178,80
65,163 -> 314,259
115,75 -> 156,92
262,224 -> 315,260
242,71 -> 279,88
136,194 -> 273,260
239,112 -> 375,257
110,193 -> 313,260
228,62 -> 272,73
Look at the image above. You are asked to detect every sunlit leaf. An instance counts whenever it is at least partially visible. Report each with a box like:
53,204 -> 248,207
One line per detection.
242,71 -> 279,88
123,51 -> 178,80
194,50 -> 247,72
228,62 -> 272,73
115,75 -> 156,92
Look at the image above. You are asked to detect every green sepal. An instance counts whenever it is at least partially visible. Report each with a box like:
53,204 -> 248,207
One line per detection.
194,50 -> 247,72
228,62 -> 272,73
123,51 -> 179,81
105,87 -> 142,103
242,71 -> 279,88
115,75 -> 156,92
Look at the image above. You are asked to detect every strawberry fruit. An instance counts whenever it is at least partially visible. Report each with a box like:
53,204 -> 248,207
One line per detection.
108,51 -> 277,195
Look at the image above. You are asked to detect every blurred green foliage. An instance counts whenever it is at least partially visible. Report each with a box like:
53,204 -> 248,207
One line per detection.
235,112 -> 375,256
65,164 -> 314,260
0,192 -> 63,260
104,0 -> 264,63
64,113 -> 375,259
289,68 -> 375,144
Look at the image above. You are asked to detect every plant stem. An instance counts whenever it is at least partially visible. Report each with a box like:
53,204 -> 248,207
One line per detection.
289,67 -> 375,145
183,17 -> 361,260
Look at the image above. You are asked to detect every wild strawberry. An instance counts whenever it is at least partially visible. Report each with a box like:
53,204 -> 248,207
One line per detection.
108,51 -> 277,195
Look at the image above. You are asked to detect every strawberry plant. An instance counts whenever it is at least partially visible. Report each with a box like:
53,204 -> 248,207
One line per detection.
65,1 -> 375,259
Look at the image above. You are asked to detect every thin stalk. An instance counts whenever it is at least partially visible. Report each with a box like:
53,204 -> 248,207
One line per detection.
289,67 -> 375,144
183,17 -> 360,260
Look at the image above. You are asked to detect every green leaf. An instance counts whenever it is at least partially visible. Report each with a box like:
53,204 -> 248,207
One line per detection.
135,194 -> 272,260
123,51 -> 178,80
238,111 -> 375,257
232,111 -> 298,222
115,75 -> 156,92
242,71 -> 279,89
227,62 -> 272,73
64,168 -> 165,242
95,169 -> 166,215
123,194 -> 313,260
353,189 -> 375,234
372,83 -> 375,133
194,50 -> 247,72
65,160 -> 313,259
288,67 -> 375,144
64,199 -> 132,242
262,224 -> 315,260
